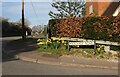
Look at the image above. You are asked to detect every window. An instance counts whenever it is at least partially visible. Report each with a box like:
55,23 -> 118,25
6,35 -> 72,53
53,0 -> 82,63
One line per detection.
89,4 -> 93,14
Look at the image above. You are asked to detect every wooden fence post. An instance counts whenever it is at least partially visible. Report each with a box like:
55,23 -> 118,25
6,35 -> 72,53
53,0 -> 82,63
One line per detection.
94,40 -> 96,52
68,40 -> 70,51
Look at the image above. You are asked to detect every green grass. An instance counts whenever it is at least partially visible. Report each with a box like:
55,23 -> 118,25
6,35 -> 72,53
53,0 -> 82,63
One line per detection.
37,47 -> 95,57
37,48 -> 69,56
37,47 -> 119,59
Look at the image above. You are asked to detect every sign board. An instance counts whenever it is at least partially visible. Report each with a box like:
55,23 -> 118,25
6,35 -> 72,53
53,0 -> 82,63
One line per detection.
52,37 -> 120,46
69,41 -> 94,45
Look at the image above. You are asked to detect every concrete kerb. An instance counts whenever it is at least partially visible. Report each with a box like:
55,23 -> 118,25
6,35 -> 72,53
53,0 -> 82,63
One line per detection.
17,55 -> 118,70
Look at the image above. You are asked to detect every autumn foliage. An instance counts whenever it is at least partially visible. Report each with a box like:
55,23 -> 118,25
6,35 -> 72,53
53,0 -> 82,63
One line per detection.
56,17 -> 83,38
49,16 -> 120,42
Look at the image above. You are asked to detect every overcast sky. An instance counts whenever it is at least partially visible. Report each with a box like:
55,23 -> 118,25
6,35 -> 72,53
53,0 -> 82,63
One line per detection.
2,0 -> 56,28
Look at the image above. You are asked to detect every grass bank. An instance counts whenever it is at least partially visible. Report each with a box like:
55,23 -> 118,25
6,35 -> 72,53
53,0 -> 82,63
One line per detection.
38,47 -> 120,59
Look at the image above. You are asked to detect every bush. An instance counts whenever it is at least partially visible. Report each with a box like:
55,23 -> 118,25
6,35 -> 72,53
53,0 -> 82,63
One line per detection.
82,16 -> 120,42
56,17 -> 82,38
49,16 -> 120,42
49,19 -> 60,37
1,18 -> 32,37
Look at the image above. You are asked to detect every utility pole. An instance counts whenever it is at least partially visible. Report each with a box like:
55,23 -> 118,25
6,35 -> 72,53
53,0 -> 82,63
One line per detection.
22,0 -> 26,39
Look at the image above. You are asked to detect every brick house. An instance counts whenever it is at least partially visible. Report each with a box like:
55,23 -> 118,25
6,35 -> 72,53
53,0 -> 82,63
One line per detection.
85,1 -> 120,17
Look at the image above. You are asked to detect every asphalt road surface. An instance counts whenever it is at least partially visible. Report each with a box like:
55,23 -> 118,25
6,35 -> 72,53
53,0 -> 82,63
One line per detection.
2,37 -> 119,75
2,60 -> 118,75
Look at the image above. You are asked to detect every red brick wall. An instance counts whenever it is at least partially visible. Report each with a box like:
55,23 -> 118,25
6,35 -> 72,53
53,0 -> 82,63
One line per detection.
98,2 -> 111,16
85,2 -> 111,16
85,2 -> 98,16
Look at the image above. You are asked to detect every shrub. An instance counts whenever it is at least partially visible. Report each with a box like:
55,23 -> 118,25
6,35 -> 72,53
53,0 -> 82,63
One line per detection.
56,17 -> 83,38
48,16 -> 120,42
49,19 -> 60,37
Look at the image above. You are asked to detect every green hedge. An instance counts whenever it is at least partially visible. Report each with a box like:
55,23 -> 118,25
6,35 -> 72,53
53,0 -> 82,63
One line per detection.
48,19 -> 60,37
82,16 -> 120,42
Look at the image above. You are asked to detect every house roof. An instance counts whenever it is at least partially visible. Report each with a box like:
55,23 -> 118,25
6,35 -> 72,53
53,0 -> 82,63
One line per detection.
117,11 -> 120,16
102,2 -> 120,17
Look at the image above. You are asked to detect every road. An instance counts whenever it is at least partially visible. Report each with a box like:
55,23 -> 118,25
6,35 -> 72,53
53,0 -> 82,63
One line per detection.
2,37 -> 119,75
2,60 -> 118,75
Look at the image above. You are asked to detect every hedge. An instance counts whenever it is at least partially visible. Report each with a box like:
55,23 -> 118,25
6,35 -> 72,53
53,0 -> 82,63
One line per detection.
48,16 -> 120,42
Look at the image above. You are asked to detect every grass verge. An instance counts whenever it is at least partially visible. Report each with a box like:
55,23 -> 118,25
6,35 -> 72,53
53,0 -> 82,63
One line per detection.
37,47 -> 119,59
